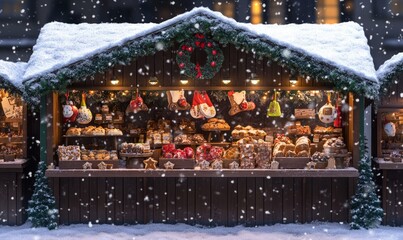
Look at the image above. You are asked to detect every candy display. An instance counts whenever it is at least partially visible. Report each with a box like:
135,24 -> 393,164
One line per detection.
162,144 -> 194,159
196,144 -> 224,162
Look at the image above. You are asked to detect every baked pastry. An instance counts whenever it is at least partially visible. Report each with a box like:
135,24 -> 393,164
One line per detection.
106,128 -> 123,135
297,150 -> 309,157
223,147 -> 240,160
295,136 -> 311,154
273,142 -> 286,157
285,150 -> 296,157
66,127 -> 81,136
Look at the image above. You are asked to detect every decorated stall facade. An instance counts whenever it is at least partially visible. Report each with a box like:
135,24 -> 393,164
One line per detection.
0,60 -> 35,225
22,8 -> 379,226
375,53 -> 403,226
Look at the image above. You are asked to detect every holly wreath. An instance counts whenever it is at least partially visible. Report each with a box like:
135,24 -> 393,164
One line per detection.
176,33 -> 224,80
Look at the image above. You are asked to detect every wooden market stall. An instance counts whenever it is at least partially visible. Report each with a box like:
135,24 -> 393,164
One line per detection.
22,8 -> 379,226
374,53 -> 403,226
0,61 -> 37,225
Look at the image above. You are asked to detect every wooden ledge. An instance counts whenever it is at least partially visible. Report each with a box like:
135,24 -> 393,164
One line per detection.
0,159 -> 28,172
46,168 -> 358,178
375,158 -> 403,170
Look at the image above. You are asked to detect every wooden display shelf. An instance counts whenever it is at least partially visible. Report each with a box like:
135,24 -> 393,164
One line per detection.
0,136 -> 23,144
274,157 -> 311,169
0,159 -> 28,172
62,134 -> 132,138
120,152 -> 154,158
158,158 -> 196,169
375,158 -> 403,170
46,167 -> 359,178
59,160 -> 119,169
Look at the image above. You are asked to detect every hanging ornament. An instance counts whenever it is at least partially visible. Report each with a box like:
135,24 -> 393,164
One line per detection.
176,33 -> 224,79
267,91 -> 282,117
166,90 -> 191,111
228,90 -> 256,116
126,88 -> 148,114
62,91 -> 78,123
318,92 -> 336,124
384,122 -> 397,137
76,92 -> 93,125
333,93 -> 342,128
198,91 -> 216,118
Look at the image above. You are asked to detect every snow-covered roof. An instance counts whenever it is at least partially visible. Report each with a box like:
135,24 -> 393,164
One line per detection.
22,7 -> 378,99
0,60 -> 27,93
377,52 -> 403,84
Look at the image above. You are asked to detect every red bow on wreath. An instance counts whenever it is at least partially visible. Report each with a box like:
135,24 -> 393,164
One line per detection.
195,41 -> 205,49
195,63 -> 202,79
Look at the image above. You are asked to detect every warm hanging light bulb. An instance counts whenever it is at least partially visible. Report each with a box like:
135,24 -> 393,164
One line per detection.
222,79 -> 231,85
289,73 -> 298,86
110,76 -> 119,85
250,78 -> 260,85
148,77 -> 159,86
180,79 -> 189,85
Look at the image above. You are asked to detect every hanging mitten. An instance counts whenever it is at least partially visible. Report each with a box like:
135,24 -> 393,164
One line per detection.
167,90 -> 191,111
190,91 -> 203,119
228,91 -> 255,116
199,91 -> 216,118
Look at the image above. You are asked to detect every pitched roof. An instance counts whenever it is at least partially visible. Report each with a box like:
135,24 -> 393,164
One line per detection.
22,7 -> 379,99
377,52 -> 403,85
0,60 -> 27,94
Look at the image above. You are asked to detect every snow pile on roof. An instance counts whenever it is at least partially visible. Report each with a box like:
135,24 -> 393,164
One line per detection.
23,7 -> 377,84
244,22 -> 377,82
23,22 -> 157,81
377,52 -> 403,83
0,60 -> 27,88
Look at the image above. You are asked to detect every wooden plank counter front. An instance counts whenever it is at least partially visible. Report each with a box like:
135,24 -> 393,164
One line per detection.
47,169 -> 357,226
0,159 -> 33,226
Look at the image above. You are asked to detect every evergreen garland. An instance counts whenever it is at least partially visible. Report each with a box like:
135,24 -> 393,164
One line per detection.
379,60 -> 403,95
350,136 -> 383,229
27,159 -> 58,230
23,14 -> 378,104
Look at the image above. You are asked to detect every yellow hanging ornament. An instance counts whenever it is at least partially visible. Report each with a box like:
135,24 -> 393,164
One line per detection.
267,91 -> 281,117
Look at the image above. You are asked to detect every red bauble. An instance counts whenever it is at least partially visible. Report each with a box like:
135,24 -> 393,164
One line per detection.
210,61 -> 216,67
181,45 -> 187,50
178,51 -> 183,56
178,97 -> 187,107
240,101 -> 248,110
187,46 -> 193,52
207,42 -> 212,48
212,50 -> 217,56
179,63 -> 185,68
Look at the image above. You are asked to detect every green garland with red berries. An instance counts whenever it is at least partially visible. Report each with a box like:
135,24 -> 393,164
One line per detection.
176,33 -> 224,80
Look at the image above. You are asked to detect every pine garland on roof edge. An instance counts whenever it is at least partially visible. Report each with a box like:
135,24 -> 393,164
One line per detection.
350,136 -> 383,229
27,159 -> 58,230
24,15 -> 378,105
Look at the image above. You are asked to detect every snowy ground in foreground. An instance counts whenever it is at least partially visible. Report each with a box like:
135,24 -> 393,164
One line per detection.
0,222 -> 403,240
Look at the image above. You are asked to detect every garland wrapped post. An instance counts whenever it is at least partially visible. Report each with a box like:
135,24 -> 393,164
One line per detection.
27,159 -> 58,230
350,135 -> 383,229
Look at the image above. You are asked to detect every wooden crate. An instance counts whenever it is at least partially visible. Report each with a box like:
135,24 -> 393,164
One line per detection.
59,160 -> 119,169
158,158 -> 196,169
275,157 -> 310,169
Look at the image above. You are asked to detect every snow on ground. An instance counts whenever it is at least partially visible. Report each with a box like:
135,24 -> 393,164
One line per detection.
0,222 -> 403,240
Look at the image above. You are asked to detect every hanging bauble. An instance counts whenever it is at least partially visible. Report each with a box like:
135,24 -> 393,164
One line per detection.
176,33 -> 224,80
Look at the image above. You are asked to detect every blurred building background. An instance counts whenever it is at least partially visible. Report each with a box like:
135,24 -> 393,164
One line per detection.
0,0 -> 401,68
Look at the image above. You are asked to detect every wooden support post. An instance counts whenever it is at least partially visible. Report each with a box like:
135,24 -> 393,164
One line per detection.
40,95 -> 48,164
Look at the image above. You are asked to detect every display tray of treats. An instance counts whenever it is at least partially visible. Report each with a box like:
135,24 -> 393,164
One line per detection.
201,118 -> 231,131
272,135 -> 310,169
64,126 -> 123,136
57,146 -> 119,169
175,119 -> 196,133
174,133 -> 207,145
286,122 -> 311,135
231,125 -> 267,139
0,145 -> 24,162
313,126 -> 343,134
159,144 -> 196,169
322,137 -> 348,155
119,142 -> 153,158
